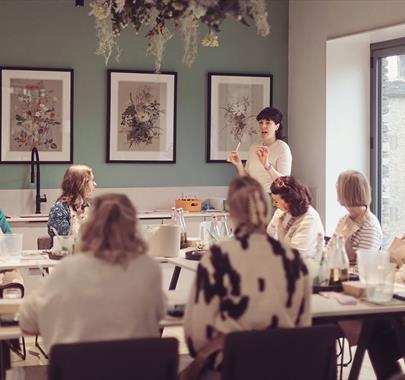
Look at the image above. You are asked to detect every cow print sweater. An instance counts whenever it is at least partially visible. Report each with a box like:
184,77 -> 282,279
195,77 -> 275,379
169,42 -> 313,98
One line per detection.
184,232 -> 311,364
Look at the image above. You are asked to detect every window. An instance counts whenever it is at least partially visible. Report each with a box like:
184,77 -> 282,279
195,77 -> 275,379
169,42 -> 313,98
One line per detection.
371,38 -> 405,249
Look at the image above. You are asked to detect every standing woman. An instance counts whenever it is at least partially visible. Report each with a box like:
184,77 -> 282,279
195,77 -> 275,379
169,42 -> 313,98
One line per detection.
327,170 -> 382,263
227,107 -> 292,193
48,165 -> 96,239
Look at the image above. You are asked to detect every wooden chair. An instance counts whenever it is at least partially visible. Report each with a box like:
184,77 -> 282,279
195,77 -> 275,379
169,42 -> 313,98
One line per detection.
222,325 -> 339,380
48,337 -> 178,380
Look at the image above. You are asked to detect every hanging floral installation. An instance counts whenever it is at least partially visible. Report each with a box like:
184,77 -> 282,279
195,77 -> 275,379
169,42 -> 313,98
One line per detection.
89,0 -> 270,72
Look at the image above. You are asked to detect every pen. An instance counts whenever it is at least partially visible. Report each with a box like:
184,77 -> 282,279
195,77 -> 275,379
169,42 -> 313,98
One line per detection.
235,142 -> 241,152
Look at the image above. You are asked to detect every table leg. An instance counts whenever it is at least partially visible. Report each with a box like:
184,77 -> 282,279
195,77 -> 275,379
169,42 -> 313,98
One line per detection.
348,320 -> 376,380
169,266 -> 182,290
0,341 -> 11,380
392,317 -> 405,359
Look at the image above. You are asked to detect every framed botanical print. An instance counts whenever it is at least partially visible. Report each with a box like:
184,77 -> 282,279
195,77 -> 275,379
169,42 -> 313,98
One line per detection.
0,67 -> 73,163
107,70 -> 177,163
207,72 -> 272,162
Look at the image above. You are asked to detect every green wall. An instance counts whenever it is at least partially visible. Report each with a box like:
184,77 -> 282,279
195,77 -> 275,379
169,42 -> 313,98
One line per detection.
0,0 -> 289,189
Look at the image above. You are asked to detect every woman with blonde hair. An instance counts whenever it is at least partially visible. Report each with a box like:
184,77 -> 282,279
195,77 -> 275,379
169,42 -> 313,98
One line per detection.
19,193 -> 166,352
48,165 -> 96,239
183,176 -> 310,380
328,170 -> 382,263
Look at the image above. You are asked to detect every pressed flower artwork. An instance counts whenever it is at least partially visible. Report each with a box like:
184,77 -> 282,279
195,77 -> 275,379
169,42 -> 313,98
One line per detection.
108,70 -> 176,163
1,68 -> 73,163
207,73 -> 272,162
10,79 -> 62,152
118,84 -> 164,151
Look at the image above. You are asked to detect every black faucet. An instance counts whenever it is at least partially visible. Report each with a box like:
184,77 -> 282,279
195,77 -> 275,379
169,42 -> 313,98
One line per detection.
30,147 -> 47,214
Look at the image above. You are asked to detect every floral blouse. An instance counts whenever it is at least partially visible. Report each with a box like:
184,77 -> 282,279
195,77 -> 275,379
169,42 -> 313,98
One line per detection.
48,201 -> 89,239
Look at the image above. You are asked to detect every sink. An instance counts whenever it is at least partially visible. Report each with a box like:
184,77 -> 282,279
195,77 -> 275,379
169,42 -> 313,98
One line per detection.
20,214 -> 48,218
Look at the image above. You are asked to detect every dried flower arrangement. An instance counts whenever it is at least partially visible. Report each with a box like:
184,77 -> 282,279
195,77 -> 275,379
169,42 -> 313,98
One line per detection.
89,0 -> 270,72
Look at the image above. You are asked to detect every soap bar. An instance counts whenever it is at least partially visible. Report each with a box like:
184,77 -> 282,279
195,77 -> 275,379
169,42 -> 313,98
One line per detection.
342,281 -> 366,298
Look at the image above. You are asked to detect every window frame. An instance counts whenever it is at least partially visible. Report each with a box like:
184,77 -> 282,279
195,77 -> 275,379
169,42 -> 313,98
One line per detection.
370,37 -> 405,220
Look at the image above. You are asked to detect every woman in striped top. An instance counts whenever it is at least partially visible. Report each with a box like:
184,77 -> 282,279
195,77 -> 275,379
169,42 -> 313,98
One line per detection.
327,170 -> 382,264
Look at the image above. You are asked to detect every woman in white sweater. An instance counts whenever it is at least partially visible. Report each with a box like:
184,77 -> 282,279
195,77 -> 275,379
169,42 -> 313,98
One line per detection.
19,193 -> 166,352
184,176 -> 311,380
227,107 -> 292,194
267,176 -> 324,259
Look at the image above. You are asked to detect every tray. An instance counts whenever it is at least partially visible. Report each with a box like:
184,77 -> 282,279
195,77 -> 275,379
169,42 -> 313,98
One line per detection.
185,250 -> 207,261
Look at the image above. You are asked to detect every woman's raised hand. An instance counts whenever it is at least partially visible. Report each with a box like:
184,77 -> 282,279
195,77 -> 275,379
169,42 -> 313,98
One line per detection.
256,146 -> 270,167
227,151 -> 242,167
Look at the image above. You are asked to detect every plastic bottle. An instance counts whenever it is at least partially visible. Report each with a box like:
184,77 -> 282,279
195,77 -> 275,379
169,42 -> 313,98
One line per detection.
328,235 -> 349,285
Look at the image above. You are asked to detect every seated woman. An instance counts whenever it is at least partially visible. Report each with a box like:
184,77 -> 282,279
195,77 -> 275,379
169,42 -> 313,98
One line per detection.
184,176 -> 311,379
327,170 -> 382,263
19,194 -> 166,352
267,176 -> 324,259
48,165 -> 96,239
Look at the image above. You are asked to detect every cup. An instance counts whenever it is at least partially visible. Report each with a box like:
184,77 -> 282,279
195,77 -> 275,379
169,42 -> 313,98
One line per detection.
0,234 -> 23,256
53,235 -> 75,256
357,249 -> 389,283
364,262 -> 396,303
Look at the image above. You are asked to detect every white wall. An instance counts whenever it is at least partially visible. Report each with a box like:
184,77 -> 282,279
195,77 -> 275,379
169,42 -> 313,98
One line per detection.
289,0 -> 405,232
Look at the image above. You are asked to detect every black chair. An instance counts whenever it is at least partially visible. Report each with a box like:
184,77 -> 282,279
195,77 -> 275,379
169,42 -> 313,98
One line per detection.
222,325 -> 339,380
48,337 -> 178,380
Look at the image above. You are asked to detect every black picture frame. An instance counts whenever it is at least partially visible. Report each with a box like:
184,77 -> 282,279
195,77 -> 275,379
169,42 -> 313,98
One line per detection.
0,66 -> 74,163
107,69 -> 177,163
207,72 -> 273,163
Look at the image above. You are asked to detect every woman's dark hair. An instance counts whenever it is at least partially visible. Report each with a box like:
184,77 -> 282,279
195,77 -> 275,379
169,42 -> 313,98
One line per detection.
270,176 -> 312,217
256,107 -> 283,139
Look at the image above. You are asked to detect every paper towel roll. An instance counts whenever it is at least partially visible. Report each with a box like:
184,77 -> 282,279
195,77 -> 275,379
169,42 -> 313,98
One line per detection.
147,224 -> 181,258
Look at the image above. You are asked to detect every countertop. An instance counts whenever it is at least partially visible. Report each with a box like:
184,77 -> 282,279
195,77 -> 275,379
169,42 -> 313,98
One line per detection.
7,210 -> 228,223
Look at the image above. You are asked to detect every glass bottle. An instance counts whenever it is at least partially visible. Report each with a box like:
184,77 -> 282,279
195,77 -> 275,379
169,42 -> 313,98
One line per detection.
328,235 -> 350,285
209,215 -> 221,243
314,234 -> 329,286
177,208 -> 188,249
223,215 -> 232,239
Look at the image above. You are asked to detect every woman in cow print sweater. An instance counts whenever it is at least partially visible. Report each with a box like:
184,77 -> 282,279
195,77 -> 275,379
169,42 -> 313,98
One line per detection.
183,176 -> 311,379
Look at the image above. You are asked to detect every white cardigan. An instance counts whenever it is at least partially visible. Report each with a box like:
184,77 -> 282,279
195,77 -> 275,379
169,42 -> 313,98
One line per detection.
268,205 -> 324,259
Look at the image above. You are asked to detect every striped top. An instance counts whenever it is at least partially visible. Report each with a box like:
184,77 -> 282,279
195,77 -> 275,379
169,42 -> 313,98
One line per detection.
350,212 -> 382,250
328,212 -> 382,263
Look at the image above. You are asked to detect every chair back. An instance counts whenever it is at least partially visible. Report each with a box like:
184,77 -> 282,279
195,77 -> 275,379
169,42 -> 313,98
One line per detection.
222,325 -> 338,380
37,236 -> 52,250
48,337 -> 178,380
0,270 -> 24,299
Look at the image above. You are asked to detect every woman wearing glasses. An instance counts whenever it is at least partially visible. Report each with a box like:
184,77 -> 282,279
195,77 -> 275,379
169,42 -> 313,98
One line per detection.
227,107 -> 292,194
267,176 -> 324,259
